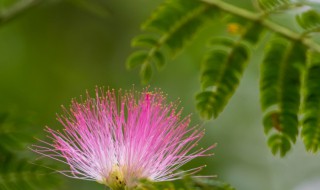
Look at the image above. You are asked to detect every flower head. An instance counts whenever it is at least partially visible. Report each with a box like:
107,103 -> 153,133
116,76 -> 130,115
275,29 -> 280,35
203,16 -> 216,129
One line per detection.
33,88 -> 214,189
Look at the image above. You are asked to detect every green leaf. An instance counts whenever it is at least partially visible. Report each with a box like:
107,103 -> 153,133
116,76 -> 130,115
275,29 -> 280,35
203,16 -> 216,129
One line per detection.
263,111 -> 280,134
153,51 -> 165,70
302,51 -> 320,152
268,134 -> 291,157
183,176 -> 235,190
260,38 -> 288,111
127,0 -> 218,83
242,23 -> 265,44
140,63 -> 152,84
260,36 -> 307,155
126,51 -> 148,70
209,37 -> 234,47
200,49 -> 229,90
0,111 -> 62,190
136,179 -> 175,190
0,112 -> 35,152
126,50 -> 163,81
142,0 -> 211,33
296,10 -> 320,32
197,42 -> 249,118
196,22 -> 264,119
0,154 -> 61,190
225,17 -> 265,45
257,0 -> 290,11
131,35 -> 158,48
136,176 -> 235,190
196,91 -> 216,119
163,8 -> 212,55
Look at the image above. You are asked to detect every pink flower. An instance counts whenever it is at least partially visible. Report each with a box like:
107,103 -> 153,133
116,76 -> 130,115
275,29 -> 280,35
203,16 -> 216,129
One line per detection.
32,88 -> 215,189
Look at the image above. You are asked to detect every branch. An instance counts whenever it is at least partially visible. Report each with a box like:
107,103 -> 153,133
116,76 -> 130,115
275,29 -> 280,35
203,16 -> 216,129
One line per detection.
202,0 -> 320,52
0,0 -> 42,25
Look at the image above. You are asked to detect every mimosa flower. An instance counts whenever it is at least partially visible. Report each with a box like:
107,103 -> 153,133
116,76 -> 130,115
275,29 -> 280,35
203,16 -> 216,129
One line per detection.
32,88 -> 215,190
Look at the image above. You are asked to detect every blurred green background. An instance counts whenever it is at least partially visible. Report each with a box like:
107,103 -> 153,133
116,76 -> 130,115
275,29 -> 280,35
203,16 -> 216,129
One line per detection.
1,0 -> 320,190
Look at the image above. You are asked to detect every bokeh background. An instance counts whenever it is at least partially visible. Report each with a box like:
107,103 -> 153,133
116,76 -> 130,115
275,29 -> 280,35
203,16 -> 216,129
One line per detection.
1,0 -> 320,189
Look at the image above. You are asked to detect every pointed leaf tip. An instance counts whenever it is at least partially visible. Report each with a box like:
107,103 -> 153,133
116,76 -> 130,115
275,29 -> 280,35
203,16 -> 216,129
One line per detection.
268,134 -> 291,157
131,35 -> 158,47
153,51 -> 165,70
140,63 -> 152,84
126,51 -> 149,70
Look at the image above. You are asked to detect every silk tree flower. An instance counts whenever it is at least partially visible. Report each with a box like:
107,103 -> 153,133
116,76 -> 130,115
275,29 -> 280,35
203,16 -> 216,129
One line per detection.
32,88 -> 215,190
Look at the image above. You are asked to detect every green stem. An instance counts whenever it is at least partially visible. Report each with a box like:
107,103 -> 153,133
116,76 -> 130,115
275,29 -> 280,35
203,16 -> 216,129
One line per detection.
0,0 -> 42,25
202,0 -> 320,52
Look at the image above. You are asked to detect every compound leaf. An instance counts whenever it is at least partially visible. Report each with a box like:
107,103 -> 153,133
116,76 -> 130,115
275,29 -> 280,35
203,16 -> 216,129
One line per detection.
197,22 -> 264,119
260,36 -> 307,156
127,0 -> 218,83
302,51 -> 320,152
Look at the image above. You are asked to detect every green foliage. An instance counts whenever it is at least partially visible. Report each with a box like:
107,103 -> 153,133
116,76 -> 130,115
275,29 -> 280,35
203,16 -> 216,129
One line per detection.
136,180 -> 175,190
196,42 -> 250,119
260,36 -> 306,156
136,177 -> 235,190
302,51 -> 320,152
126,0 -> 219,83
0,112 -> 34,151
196,22 -> 264,119
267,134 -> 291,157
183,177 -> 235,190
296,10 -> 320,32
0,112 -> 61,190
140,61 -> 153,84
0,153 -> 60,190
127,0 -> 320,156
257,0 -> 290,12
